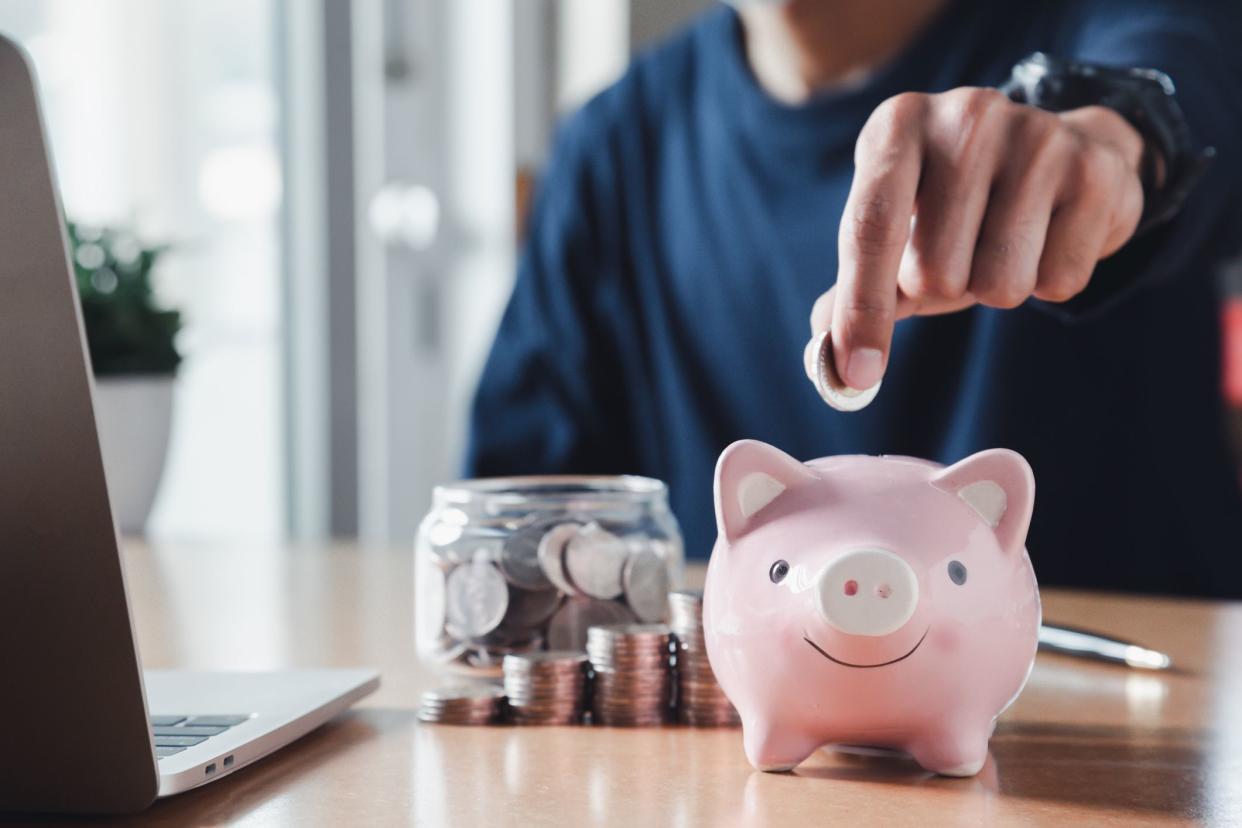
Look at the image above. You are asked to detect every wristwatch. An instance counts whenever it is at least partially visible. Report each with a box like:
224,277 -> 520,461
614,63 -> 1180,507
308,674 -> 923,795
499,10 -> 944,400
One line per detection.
1001,51 -> 1215,235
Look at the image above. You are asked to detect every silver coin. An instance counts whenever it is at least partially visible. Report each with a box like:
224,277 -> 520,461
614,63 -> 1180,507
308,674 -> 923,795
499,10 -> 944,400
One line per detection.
439,535 -> 505,568
464,638 -> 543,676
415,551 -> 448,639
588,622 -> 673,640
621,547 -> 671,623
470,628 -> 545,651
445,561 -> 509,638
537,522 -> 584,596
421,684 -> 506,704
425,632 -> 470,664
423,517 -> 466,551
804,328 -> 881,412
504,650 -> 589,670
564,524 -> 627,600
499,523 -> 556,591
546,597 -> 636,651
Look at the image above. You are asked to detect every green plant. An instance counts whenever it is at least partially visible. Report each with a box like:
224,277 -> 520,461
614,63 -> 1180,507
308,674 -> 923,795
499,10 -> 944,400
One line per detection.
68,222 -> 182,376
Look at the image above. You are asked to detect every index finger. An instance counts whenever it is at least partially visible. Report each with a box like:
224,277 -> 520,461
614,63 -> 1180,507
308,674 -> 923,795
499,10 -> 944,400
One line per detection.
832,98 -> 924,390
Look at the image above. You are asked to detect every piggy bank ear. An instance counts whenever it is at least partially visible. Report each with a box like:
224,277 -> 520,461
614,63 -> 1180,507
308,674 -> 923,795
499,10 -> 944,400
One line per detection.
931,449 -> 1035,554
714,440 -> 817,543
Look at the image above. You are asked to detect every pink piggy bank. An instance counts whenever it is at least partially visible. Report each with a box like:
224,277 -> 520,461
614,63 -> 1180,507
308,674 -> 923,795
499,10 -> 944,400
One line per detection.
703,440 -> 1040,777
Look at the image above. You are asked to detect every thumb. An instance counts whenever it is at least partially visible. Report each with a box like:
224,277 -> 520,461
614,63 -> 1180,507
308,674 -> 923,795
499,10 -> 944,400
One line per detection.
809,288 -> 836,336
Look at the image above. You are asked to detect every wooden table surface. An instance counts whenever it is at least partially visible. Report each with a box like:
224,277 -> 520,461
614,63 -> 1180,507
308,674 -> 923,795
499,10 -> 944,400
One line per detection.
32,540 -> 1242,827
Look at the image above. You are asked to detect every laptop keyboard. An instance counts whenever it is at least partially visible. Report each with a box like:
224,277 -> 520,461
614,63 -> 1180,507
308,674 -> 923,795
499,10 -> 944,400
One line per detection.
151,715 -> 250,759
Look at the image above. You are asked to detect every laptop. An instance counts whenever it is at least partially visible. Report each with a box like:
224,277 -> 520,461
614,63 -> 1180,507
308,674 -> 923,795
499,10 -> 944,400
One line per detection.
0,34 -> 379,814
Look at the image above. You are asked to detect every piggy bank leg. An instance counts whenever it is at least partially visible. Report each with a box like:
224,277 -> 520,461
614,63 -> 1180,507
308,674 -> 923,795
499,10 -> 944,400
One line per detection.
907,722 -> 991,777
743,722 -> 820,772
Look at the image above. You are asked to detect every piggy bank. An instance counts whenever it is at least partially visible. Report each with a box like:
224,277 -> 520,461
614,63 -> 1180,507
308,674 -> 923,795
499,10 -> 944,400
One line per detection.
702,440 -> 1040,777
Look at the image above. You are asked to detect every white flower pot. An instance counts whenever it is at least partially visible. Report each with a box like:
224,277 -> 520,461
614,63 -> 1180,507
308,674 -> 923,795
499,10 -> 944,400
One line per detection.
92,375 -> 175,535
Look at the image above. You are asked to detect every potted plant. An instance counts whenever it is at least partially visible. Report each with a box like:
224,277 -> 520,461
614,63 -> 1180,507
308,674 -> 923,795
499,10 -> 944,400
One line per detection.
69,222 -> 182,534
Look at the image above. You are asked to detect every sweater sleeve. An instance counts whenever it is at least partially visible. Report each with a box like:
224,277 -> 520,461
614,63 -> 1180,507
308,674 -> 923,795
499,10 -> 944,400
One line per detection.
463,111 -> 631,478
1030,0 -> 1242,321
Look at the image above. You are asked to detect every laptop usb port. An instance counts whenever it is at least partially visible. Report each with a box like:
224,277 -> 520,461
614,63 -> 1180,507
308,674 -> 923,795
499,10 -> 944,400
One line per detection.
205,763 -> 216,776
223,755 -> 234,768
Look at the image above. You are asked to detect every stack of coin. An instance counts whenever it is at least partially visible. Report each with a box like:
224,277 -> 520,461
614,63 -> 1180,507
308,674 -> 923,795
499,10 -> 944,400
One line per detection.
417,685 -> 507,725
669,590 -> 741,727
503,651 -> 590,725
587,623 -> 674,726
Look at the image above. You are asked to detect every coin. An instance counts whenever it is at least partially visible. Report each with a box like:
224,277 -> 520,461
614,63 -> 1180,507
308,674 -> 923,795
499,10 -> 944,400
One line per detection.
667,589 -> 742,728
537,522 -> 584,596
621,547 -> 671,623
501,585 -> 564,629
564,523 -> 627,600
499,522 -> 556,591
415,552 -> 448,639
588,623 -> 675,642
803,328 -> 881,413
418,685 -> 506,725
503,650 -> 589,725
425,524 -> 460,552
504,650 -> 589,670
441,535 -> 505,567
422,685 -> 507,703
424,631 -> 470,665
546,597 -> 636,651
587,622 -> 674,727
445,561 -> 509,639
669,588 -> 704,611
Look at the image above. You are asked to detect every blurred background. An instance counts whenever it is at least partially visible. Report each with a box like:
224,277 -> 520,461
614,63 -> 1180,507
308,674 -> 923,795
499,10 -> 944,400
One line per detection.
0,0 -> 707,546
3,0 -> 1240,548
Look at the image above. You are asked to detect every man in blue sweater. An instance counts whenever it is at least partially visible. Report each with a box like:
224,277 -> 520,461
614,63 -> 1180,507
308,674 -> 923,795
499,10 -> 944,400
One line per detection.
466,0 -> 1242,597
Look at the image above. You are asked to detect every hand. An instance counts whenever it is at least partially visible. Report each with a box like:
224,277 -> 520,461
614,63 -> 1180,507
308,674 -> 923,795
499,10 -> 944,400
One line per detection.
811,88 -> 1146,391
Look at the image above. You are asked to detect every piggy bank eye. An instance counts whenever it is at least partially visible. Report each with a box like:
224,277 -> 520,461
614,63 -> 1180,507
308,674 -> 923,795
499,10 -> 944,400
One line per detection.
947,560 -> 967,585
769,560 -> 790,584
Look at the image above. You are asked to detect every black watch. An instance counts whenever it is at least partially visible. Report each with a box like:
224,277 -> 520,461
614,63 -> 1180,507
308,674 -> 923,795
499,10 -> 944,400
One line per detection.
1001,51 -> 1215,235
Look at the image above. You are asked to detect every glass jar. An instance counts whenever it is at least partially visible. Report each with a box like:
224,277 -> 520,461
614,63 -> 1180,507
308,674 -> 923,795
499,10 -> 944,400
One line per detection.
415,476 -> 684,676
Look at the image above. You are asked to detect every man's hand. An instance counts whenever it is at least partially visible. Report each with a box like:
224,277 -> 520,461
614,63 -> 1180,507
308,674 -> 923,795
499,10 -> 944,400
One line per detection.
812,87 -> 1146,391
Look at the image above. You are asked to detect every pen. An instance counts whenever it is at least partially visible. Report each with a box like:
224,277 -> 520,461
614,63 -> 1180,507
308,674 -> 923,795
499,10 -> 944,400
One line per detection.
1038,623 -> 1172,670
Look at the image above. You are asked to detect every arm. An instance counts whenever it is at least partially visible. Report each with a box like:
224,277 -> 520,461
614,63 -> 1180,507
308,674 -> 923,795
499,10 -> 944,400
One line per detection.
464,120 -> 629,477
810,0 -> 1242,391
1045,0 -> 1242,318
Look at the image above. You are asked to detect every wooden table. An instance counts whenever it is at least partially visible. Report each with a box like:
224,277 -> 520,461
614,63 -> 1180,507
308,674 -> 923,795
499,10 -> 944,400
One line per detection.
35,540 -> 1242,826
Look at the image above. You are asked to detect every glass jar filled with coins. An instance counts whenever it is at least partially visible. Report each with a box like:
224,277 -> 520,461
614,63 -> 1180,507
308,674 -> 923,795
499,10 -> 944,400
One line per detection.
415,476 -> 684,676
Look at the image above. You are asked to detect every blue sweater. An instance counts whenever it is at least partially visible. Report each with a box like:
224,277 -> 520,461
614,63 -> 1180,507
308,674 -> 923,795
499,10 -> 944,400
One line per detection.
466,1 -> 1242,597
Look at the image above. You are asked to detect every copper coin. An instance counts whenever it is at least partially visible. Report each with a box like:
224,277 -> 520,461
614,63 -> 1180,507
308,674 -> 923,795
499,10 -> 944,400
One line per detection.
501,585 -> 564,630
546,598 -> 636,651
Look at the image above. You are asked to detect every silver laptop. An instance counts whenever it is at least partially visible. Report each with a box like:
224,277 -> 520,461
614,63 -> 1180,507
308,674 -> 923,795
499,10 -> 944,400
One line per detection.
0,34 -> 379,814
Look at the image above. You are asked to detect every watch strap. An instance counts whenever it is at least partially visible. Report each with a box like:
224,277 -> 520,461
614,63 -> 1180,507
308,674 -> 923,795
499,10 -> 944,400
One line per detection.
1001,52 -> 1214,234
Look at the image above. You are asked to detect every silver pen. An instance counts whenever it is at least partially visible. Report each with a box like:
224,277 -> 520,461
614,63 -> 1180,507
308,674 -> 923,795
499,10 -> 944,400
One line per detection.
1038,623 -> 1172,670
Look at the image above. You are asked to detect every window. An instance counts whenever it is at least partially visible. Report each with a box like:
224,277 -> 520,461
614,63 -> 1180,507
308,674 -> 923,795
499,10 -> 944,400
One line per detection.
2,1 -> 284,539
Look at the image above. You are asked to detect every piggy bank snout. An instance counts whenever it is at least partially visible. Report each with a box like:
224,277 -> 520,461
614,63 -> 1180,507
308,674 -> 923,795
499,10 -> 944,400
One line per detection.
813,549 -> 919,637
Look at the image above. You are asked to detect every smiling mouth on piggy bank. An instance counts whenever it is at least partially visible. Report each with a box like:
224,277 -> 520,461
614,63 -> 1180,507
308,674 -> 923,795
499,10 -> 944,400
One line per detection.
802,627 -> 930,669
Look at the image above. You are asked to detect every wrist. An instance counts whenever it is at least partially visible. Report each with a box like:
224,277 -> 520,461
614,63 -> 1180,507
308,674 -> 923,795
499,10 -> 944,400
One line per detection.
1058,105 -> 1148,180
1001,52 -> 1214,234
